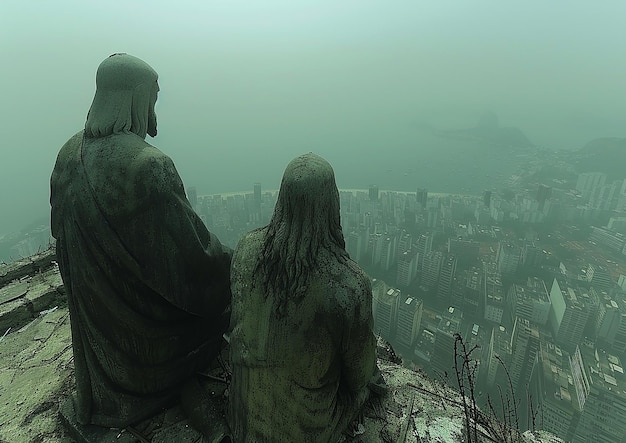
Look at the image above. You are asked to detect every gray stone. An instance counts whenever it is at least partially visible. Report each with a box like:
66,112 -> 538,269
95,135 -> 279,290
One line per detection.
0,257 -> 65,334
0,248 -> 56,286
0,296 -> 31,333
50,53 -> 232,428
228,153 -> 378,442
0,281 -> 28,304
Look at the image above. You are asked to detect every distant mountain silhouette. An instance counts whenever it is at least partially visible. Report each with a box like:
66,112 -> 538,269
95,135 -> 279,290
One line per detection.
572,137 -> 626,179
435,111 -> 534,149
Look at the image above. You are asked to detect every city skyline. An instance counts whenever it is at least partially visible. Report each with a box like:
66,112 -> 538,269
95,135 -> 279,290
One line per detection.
4,163 -> 626,441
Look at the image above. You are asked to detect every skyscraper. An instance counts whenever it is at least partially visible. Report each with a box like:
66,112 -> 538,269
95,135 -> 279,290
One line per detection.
508,277 -> 551,326
521,242 -> 543,269
531,341 -> 578,441
589,179 -> 622,211
372,283 -> 400,341
416,233 -> 433,267
585,264 -> 612,291
613,311 -> 626,354
496,241 -> 521,275
484,263 -> 505,324
571,343 -> 626,443
595,296 -> 621,345
426,208 -> 439,228
464,266 -> 483,317
509,317 -> 540,393
346,231 -> 363,262
253,182 -> 261,202
575,172 -> 606,201
549,279 -> 593,354
378,236 -> 397,271
536,184 -> 552,210
483,190 -> 492,208
421,250 -> 443,290
396,250 -> 419,288
369,184 -> 379,202
485,325 -> 511,388
437,255 -> 457,302
416,188 -> 428,210
431,306 -> 462,384
395,295 -> 423,349
396,231 -> 413,261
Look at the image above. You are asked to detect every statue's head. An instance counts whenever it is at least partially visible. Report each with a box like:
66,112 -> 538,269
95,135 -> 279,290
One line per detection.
274,153 -> 341,232
259,153 -> 348,314
84,53 -> 159,139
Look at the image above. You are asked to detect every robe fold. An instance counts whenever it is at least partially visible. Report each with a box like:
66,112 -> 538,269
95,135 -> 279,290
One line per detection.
51,131 -> 231,427
228,229 -> 377,442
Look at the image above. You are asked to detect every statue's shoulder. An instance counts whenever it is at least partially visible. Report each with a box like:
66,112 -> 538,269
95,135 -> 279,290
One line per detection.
64,131 -> 84,147
339,258 -> 370,289
51,132 -> 83,197
103,135 -> 171,167
233,228 -> 265,263
312,255 -> 371,317
52,132 -> 85,186
56,131 -> 84,160
101,136 -> 181,186
332,259 -> 372,309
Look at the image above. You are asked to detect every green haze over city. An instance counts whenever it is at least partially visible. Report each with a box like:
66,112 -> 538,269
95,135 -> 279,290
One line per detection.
1,0 -> 625,236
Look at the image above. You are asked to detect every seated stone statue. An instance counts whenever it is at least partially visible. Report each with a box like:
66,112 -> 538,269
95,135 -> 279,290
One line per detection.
228,153 -> 377,442
50,53 -> 232,428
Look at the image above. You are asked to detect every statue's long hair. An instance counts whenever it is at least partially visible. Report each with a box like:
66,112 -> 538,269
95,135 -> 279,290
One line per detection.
84,53 -> 158,139
256,153 -> 349,315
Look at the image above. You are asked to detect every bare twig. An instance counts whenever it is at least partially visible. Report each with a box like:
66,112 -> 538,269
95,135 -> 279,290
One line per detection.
495,354 -> 519,435
407,383 -> 464,409
453,332 -> 526,443
397,394 -> 415,443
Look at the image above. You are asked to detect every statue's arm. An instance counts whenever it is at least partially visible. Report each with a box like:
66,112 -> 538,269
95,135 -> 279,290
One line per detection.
137,153 -> 232,316
340,277 -> 377,395
50,132 -> 83,239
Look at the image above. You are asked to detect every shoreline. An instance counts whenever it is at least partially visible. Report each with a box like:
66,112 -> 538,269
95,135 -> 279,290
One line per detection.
200,189 -> 477,199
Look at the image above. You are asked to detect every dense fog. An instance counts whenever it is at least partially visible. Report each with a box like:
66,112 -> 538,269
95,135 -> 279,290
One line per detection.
1,1 -> 625,237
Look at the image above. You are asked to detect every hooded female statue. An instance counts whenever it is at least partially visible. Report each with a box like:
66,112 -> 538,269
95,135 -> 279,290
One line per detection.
50,54 -> 232,427
228,153 -> 377,442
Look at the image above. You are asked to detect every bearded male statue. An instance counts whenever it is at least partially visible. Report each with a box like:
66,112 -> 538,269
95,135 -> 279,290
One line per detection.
228,153 -> 377,442
51,53 -> 232,427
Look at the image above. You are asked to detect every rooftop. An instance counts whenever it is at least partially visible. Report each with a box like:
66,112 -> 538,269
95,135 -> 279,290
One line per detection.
437,315 -> 462,337
553,279 -> 592,311
513,277 -> 550,304
578,341 -> 626,402
538,341 -> 579,413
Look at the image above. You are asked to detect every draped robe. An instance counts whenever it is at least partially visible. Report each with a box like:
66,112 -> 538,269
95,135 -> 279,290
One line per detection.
51,131 -> 231,427
228,229 -> 377,442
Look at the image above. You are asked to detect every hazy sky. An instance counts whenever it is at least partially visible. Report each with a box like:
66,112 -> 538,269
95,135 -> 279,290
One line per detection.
1,1 -> 625,235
